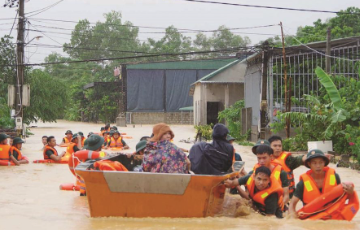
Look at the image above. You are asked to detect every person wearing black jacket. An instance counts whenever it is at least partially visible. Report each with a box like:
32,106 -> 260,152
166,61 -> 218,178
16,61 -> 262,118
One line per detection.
189,123 -> 234,175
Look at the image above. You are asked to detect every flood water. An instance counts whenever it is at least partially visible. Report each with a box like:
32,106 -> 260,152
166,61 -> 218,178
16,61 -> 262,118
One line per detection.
1,120 -> 359,230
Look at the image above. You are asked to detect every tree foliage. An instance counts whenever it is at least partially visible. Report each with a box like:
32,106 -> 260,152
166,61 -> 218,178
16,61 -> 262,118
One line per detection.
23,69 -> 67,123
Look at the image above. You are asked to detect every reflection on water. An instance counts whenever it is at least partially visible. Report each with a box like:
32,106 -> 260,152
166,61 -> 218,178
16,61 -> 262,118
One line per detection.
0,120 -> 359,230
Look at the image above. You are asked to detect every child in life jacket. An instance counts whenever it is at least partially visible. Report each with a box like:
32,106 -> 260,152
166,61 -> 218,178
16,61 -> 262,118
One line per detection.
9,137 -> 29,165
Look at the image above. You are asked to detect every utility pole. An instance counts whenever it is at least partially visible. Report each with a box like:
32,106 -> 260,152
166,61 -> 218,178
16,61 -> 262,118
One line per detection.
326,27 -> 331,73
15,0 -> 25,135
260,41 -> 269,139
280,22 -> 290,138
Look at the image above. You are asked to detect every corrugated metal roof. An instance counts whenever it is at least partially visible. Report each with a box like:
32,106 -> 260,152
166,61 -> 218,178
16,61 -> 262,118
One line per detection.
127,58 -> 236,70
193,59 -> 240,83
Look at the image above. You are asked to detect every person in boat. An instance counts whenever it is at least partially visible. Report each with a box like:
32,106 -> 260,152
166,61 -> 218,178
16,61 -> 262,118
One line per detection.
142,123 -> 190,174
128,140 -> 147,172
9,137 -> 29,165
41,135 -> 48,151
61,130 -> 73,145
106,130 -> 129,149
225,144 -> 290,204
227,165 -> 284,218
111,126 -> 118,131
140,136 -> 151,141
44,136 -> 65,162
87,132 -> 94,138
0,133 -> 11,162
289,149 -> 354,218
189,123 -> 234,175
104,123 -> 111,132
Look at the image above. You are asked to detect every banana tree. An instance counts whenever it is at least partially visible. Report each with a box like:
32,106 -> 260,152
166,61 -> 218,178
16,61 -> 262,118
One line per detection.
281,67 -> 349,139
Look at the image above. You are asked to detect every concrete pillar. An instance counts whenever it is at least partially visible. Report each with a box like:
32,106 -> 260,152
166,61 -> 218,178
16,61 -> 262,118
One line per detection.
224,84 -> 230,109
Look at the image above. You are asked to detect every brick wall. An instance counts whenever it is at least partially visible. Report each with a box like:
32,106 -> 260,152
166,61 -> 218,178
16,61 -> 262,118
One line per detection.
129,112 -> 193,125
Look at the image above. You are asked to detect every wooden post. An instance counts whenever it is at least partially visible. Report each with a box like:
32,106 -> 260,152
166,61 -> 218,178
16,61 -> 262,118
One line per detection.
326,27 -> 331,73
280,22 -> 290,138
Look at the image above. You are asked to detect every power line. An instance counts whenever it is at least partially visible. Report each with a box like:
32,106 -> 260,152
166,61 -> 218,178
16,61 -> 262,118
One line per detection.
177,0 -> 360,15
8,10 -> 18,36
26,0 -> 64,17
29,17 -> 278,32
1,47 -> 254,66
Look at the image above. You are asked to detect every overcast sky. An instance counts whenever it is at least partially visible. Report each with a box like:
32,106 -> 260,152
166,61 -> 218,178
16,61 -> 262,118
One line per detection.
0,0 -> 358,64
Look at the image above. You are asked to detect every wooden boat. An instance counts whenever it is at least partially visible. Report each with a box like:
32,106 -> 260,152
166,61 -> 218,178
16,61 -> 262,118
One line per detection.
75,156 -> 243,218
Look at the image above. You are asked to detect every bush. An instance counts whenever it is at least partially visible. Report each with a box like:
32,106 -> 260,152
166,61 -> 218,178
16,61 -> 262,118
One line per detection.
194,124 -> 213,141
217,100 -> 249,141
0,97 -> 14,129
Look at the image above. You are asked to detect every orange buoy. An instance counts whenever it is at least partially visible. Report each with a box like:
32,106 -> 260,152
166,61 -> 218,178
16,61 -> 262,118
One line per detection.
59,183 -> 80,191
0,156 -> 29,166
298,184 -> 359,221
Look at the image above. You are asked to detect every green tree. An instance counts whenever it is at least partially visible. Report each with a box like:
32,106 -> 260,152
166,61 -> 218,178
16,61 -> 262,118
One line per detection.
23,69 -> 67,123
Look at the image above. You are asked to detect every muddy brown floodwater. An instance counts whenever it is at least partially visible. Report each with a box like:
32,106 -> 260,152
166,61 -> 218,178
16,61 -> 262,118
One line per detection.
0,120 -> 359,230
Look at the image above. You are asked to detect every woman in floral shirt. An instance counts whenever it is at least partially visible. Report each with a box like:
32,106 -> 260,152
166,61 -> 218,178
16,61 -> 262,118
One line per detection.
142,123 -> 190,174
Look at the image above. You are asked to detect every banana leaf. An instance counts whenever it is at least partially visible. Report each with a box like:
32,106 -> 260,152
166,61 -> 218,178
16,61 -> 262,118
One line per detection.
315,67 -> 343,111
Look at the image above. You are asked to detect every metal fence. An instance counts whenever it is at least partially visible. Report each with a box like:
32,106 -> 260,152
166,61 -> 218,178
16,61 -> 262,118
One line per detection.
267,40 -> 360,123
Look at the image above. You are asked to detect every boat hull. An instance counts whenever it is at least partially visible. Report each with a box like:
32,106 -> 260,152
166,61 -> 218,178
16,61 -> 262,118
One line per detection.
75,167 -> 238,218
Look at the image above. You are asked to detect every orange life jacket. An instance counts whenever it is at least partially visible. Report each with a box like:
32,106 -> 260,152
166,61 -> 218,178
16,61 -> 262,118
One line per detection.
81,138 -> 85,147
43,145 -> 58,160
252,163 -> 282,184
10,146 -> 23,160
300,167 -> 338,205
246,173 -> 284,211
109,137 -> 123,148
93,160 -> 128,171
0,144 -> 11,161
66,142 -> 77,155
63,136 -> 71,143
275,151 -> 295,194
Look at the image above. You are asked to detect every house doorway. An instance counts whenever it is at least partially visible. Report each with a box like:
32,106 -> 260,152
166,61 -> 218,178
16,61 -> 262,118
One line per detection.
207,102 -> 220,125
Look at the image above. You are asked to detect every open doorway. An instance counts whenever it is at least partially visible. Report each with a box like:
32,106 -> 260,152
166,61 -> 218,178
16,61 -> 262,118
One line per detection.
207,102 -> 220,125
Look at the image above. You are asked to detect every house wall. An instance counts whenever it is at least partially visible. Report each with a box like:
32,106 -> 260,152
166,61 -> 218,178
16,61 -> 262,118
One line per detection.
193,83 -> 244,125
244,64 -> 262,127
210,62 -> 247,82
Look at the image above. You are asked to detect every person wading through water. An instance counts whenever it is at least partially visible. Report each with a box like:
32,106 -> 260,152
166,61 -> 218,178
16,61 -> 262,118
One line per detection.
9,137 -> 29,165
44,136 -> 65,162
289,149 -> 355,219
225,144 -> 290,205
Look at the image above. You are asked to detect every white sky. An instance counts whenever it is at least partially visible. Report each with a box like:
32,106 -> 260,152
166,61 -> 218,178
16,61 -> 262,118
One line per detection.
0,0 -> 358,64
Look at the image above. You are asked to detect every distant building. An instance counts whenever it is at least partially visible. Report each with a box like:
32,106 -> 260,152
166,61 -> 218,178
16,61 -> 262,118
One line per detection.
125,58 -> 237,124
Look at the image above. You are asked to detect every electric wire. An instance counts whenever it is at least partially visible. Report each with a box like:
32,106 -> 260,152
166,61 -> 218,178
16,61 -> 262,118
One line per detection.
176,0 -> 360,15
